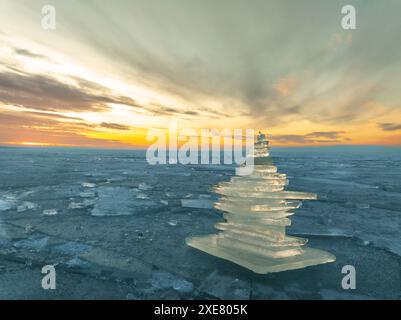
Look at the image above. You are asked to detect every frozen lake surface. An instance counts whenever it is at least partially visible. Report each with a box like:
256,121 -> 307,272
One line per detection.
0,146 -> 400,299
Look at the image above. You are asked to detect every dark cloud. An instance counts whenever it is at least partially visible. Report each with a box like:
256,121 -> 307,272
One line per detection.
0,68 -> 153,113
0,125 -> 129,148
0,111 -> 94,129
271,135 -> 310,144
0,112 -> 59,127
271,131 -> 348,144
0,63 -> 214,127
146,103 -> 223,118
14,48 -> 50,60
99,122 -> 130,130
183,110 -> 199,116
0,52 -> 212,119
0,71 -> 110,112
0,111 -> 132,147
378,123 -> 401,131
146,104 -> 180,116
305,131 -> 346,139
23,110 -> 86,122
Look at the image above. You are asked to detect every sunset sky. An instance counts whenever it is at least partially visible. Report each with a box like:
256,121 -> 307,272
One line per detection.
0,0 -> 401,147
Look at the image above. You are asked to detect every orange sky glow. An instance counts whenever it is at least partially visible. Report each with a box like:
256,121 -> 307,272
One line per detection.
1,1 -> 401,149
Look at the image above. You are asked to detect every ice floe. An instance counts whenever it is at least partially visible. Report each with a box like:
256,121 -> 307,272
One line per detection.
79,191 -> 96,198
17,202 -> 36,213
91,186 -> 159,216
82,182 -> 96,188
181,199 -> 213,209
68,199 -> 96,209
168,220 -> 178,226
150,271 -> 193,293
0,199 -> 13,211
13,236 -> 49,252
66,257 -> 91,269
138,182 -> 152,191
52,241 -> 91,256
43,209 -> 58,216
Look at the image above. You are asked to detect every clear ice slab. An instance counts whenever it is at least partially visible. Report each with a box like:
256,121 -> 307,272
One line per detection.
186,132 -> 335,274
187,235 -> 335,274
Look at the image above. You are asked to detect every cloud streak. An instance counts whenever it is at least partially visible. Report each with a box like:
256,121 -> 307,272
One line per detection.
99,122 -> 130,130
378,123 -> 401,131
0,69 -> 136,112
271,131 -> 348,144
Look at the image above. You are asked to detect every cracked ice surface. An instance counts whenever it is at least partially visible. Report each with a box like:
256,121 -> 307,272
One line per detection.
91,186 -> 161,216
0,146 -> 401,299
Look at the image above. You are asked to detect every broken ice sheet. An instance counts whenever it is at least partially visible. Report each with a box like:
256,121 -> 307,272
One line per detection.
13,236 -> 49,252
0,199 -> 13,211
52,241 -> 91,256
198,271 -> 250,300
172,279 -> 194,293
0,193 -> 17,211
2,143 -> 401,299
149,271 -> 193,294
136,193 -> 149,199
91,186 -> 159,216
66,257 -> 91,269
138,182 -> 152,191
79,191 -> 96,198
68,199 -> 96,209
17,202 -> 37,213
165,192 -> 175,198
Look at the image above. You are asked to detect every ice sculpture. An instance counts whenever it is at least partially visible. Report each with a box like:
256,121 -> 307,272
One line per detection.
186,132 -> 335,274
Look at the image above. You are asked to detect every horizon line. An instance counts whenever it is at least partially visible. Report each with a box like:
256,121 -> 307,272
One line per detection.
1,143 -> 401,150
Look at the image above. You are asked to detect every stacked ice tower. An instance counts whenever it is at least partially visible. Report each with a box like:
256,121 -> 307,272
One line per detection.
186,132 -> 335,273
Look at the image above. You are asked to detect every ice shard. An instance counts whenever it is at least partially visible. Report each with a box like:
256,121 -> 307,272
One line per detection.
186,132 -> 335,274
